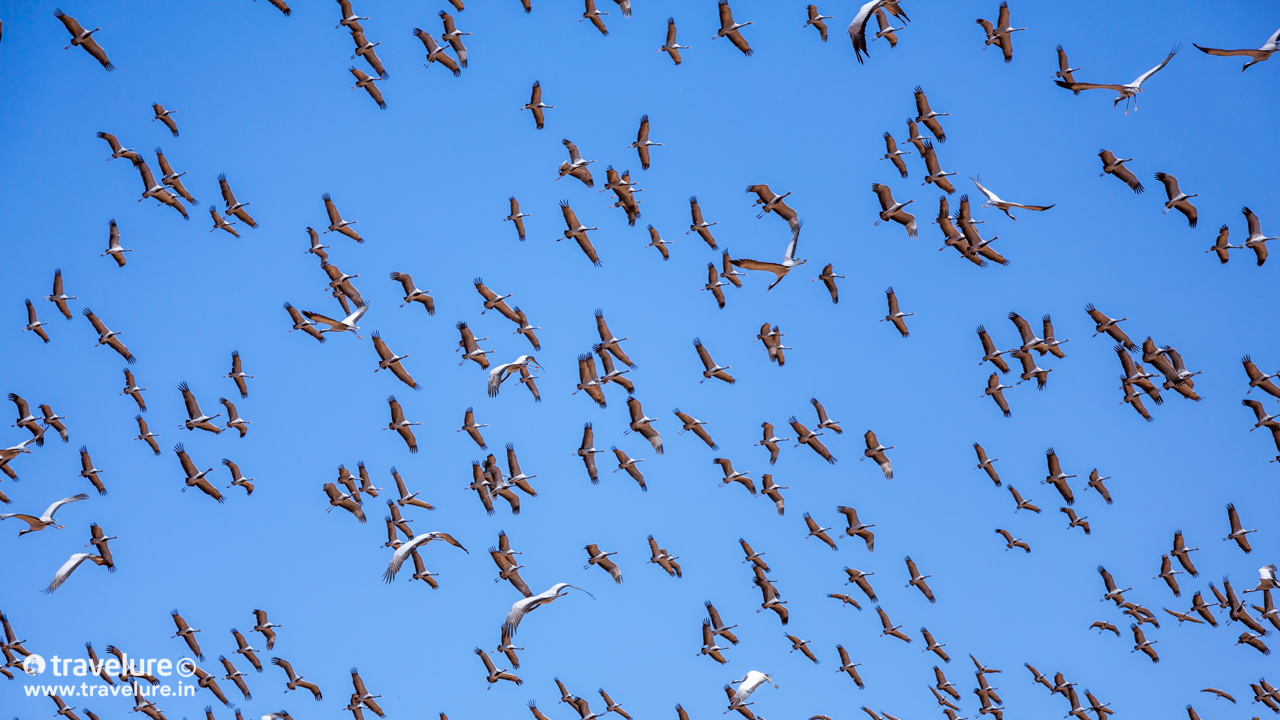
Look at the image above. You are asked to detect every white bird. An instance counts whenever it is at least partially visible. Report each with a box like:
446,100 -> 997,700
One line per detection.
504,583 -> 595,634
970,176 -> 1055,220
1058,45 -> 1181,115
847,0 -> 886,64
731,671 -> 778,705
303,302 -> 369,339
1195,27 -> 1280,72
382,532 -> 468,583
1,493 -> 90,536
43,552 -> 108,594
488,356 -> 541,398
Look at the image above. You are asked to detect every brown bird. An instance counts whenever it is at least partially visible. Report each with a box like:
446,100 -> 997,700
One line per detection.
455,322 -> 492,369
1225,502 -> 1256,553
557,139 -> 595,187
438,10 -> 469,68
1201,688 -> 1235,704
829,592 -> 861,610
284,303 -> 326,343
559,201 -> 601,266
521,82 -> 552,130
581,0 -> 609,35
83,307 -> 135,364
575,354 -> 608,409
217,656 -> 250,700
846,567 -> 878,601
803,512 -> 839,550
746,184 -> 801,234
170,610 -> 205,661
1155,555 -> 1183,596
920,141 -> 956,194
218,174 -> 258,228
975,2 -> 1022,62
713,457 -> 755,496
149,103 -> 179,137
151,147 -> 198,206
1243,205 -> 1274,266
272,657 -> 323,700
253,610 -> 280,650
1061,506 -> 1090,535
100,219 -> 131,267
223,458 -> 254,495
996,529 -> 1030,553
643,224 -> 671,260
761,475 -> 788,515
877,606 -> 911,642
321,193 -> 362,242
229,630 -> 262,672
833,646 -> 864,689
575,423 -> 603,483
657,17 -> 688,64
1237,632 -> 1271,655
349,66 -> 386,109
1043,448 -> 1076,504
78,446 -> 105,495
1098,150 -> 1144,193
412,29 -> 461,77
836,506 -> 875,551
1154,172 -> 1198,228
96,132 -> 139,163
785,634 -> 819,664
983,372 -> 1013,417
687,196 -> 719,249
625,397 -> 663,454
973,443 -> 1002,486
458,408 -> 487,449
914,86 -> 948,141
740,539 -> 769,573
757,422 -> 788,465
349,29 -> 387,78
22,299 -> 50,343
219,398 -> 251,438
1085,303 -> 1135,350
905,556 -> 936,602
703,263 -> 728,309
1090,621 -> 1120,635
699,620 -> 729,664
693,338 -> 734,384
1008,486 -> 1040,513
502,198 -> 532,243
713,1 -> 753,56
791,417 -> 837,465
175,444 -> 222,503
880,287 -> 912,337
372,333 -> 419,390
921,627 -> 950,662
391,467 -> 434,511
384,396 -> 420,453
611,447 -> 646,491
86,524 -> 116,571
673,409 -> 717,450
813,264 -> 844,303
804,5 -> 832,41
862,430 -> 893,479
56,9 -> 113,70
881,132 -> 912,178
585,543 -> 623,583
628,115 -> 661,170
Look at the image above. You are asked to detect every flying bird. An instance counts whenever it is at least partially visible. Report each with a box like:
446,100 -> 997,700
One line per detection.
1098,150 -> 1144,193
218,174 -> 258,229
712,1 -> 753,56
83,308 -> 135,364
350,67 -> 385,108
1057,45 -> 1181,115
1154,172 -> 1198,228
687,196 -> 719,249
1194,27 -> 1280,72
55,9 -> 113,70
970,176 -> 1054,220
880,287 -> 912,337
872,184 -> 917,237
975,2 -> 1025,63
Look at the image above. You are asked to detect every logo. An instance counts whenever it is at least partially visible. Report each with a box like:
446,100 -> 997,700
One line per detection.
22,654 -> 45,676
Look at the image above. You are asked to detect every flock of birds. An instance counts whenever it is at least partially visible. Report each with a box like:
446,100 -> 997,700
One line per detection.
5,2 -> 1280,720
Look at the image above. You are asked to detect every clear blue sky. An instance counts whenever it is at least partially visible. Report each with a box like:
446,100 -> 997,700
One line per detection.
3,1 -> 1279,718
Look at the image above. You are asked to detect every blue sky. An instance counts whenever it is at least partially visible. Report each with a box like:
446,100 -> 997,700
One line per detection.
3,1 -> 1280,718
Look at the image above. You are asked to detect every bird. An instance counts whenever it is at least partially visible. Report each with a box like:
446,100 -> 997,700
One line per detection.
693,338 -> 734,384
488,355 -> 541,398
382,532 -> 467,583
804,6 -> 832,42
222,351 -> 253,399
42,552 -> 108,594
812,264 -> 844,304
880,287 -> 913,337
271,657 -> 323,700
730,225 -> 807,290
78,446 -> 105,495
22,299 -> 50,343
982,373 -> 1013,417
1061,506 -> 1090,535
519,81 -> 554,131
1243,206 -> 1275,266
970,176 -> 1054,220
55,9 -> 113,70
557,139 -> 596,187
920,142 -> 956,193
687,196 -> 719,249
1195,27 -> 1280,72
837,506 -> 875,551
574,354 -> 608,409
580,0 -> 609,36
973,443 -> 1002,486
594,309 -> 637,368
643,225 -> 672,260
1043,448 -> 1077,504
150,103 -> 178,136
1225,502 -> 1256,553
100,219 -> 131,267
1014,350 -> 1052,390
83,308 -> 135,364
611,449 -> 645,491
836,646 -> 864,688
218,398 -> 251,438
1,493 -> 89,536
1058,45 -> 1181,115
209,206 -> 239,236
438,10 -> 469,68
746,184 -> 802,234
383,396 -> 420,453
96,131 -> 139,163
1008,486 -> 1040,513
412,29 -> 460,76
1244,399 -> 1280,431
134,415 -> 160,455
628,115 -> 661,170
876,606 -> 912,642
1154,172 -> 1198,228
283,303 -> 326,343
803,513 -> 839,550
904,556 -> 936,602
1085,303 -> 1136,350
872,184 -> 917,237
702,263 -> 728,309
873,7 -> 902,47
914,86 -> 949,141
223,459 -> 253,495
372,333 -> 419,390
1204,224 -> 1241,264
303,302 -> 369,339
847,0 -> 887,64
713,457 -> 755,496
862,430 -> 894,479
335,0 -> 367,31
252,610 -> 280,650
699,621 -> 730,664
713,1 -> 753,56
174,444 -> 223,503
558,201 -> 602,266
178,382 -> 221,434
45,268 -> 77,320
757,422 -> 789,465
217,174 -> 257,228
996,529 -> 1030,553
131,157 -> 188,219
1098,150 -> 1144,193
504,583 -> 595,637
975,2 -> 1025,63
576,423 -> 603,484
880,132 -> 912,178
1201,688 -> 1236,704
760,475 -> 788,515
673,409 -> 717,450
790,417 -> 837,464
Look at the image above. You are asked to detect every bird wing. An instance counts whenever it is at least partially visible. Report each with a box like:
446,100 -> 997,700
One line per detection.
1132,46 -> 1180,87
